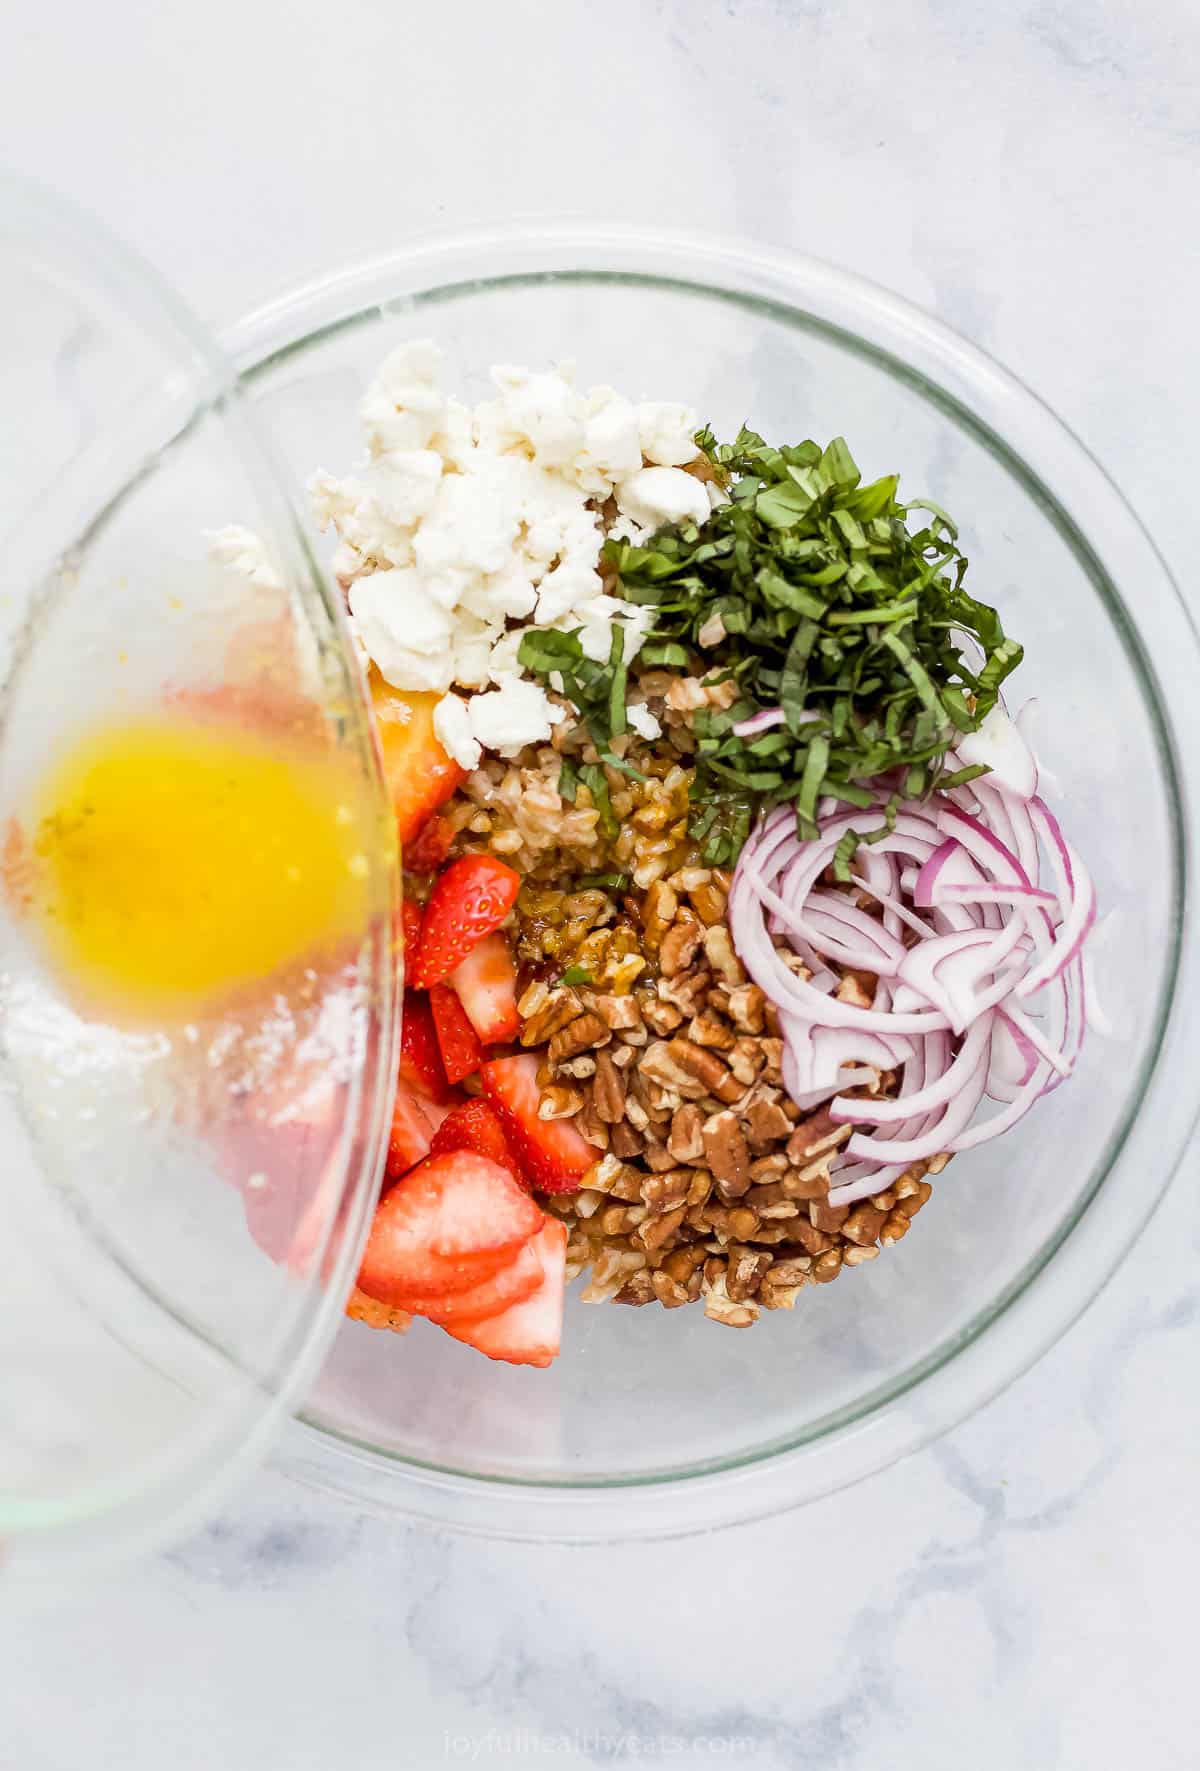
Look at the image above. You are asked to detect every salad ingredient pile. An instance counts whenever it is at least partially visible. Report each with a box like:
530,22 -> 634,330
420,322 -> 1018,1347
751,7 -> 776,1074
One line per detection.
293,342 -> 1096,1367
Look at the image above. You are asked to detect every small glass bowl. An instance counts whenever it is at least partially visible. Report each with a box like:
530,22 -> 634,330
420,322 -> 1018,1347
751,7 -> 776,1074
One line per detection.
222,226 -> 1200,1539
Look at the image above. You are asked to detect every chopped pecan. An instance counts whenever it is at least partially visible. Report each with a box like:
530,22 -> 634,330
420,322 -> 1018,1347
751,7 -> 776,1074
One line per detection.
656,970 -> 710,1016
702,1271 -> 758,1327
701,1109 -> 752,1193
748,1154 -> 789,1184
727,984 -> 766,1034
641,1040 -> 708,1099
636,1204 -> 688,1252
592,993 -> 645,1034
788,1218 -> 835,1257
879,1209 -> 911,1245
667,1038 -> 743,1103
548,1011 -> 611,1064
809,1197 -> 849,1233
662,1245 -> 708,1283
688,1010 -> 736,1050
759,1037 -> 784,1084
667,1102 -> 705,1163
591,1049 -> 627,1123
640,994 -> 684,1035
702,922 -> 744,985
841,1203 -> 887,1246
836,971 -> 875,1008
842,1244 -> 880,1266
745,1181 -> 799,1220
811,1247 -> 844,1283
787,1108 -> 852,1163
537,1085 -> 585,1120
599,1203 -> 646,1236
641,1168 -> 694,1213
726,1037 -> 765,1086
613,1270 -> 656,1306
896,1179 -> 934,1217
557,1054 -> 597,1079
744,1096 -> 793,1147
781,1159 -> 834,1200
688,881 -> 728,926
608,1118 -> 646,1159
651,1269 -> 692,1308
643,1138 -> 681,1172
520,986 -> 585,1048
725,1247 -> 772,1303
660,917 -> 704,977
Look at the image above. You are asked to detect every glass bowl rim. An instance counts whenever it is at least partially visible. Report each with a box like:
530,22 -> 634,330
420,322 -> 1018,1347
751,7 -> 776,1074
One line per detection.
222,223 -> 1200,1538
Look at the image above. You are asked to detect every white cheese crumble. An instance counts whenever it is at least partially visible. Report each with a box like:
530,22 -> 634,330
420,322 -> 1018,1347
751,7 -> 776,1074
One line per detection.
310,344 -> 704,761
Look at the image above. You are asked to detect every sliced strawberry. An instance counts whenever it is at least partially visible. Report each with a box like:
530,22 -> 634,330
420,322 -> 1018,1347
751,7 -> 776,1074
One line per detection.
401,1232 -> 544,1325
430,983 -> 485,1084
346,1287 -> 413,1334
441,1219 -> 567,1367
429,1097 -> 523,1184
399,991 -> 452,1103
369,672 -> 467,846
410,855 -> 521,988
406,812 -> 455,874
386,1082 -> 436,1180
356,1149 -> 544,1304
449,931 -> 519,1044
479,1053 -> 597,1195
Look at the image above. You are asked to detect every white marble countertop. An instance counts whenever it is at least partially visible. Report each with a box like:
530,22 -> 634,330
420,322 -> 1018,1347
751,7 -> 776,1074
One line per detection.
4,2 -> 1199,1765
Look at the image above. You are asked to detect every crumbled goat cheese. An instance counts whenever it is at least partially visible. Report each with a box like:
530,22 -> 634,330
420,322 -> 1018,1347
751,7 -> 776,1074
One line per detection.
310,345 -> 705,760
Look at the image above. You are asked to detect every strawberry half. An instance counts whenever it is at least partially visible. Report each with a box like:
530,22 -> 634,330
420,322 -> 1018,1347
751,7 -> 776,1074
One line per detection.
429,983 -> 484,1084
441,1218 -> 567,1368
479,1053 -> 597,1194
448,932 -> 519,1044
357,1149 -> 544,1304
399,991 -> 452,1103
401,1232 -> 544,1325
429,1097 -> 524,1185
410,855 -> 520,988
386,1082 -> 436,1180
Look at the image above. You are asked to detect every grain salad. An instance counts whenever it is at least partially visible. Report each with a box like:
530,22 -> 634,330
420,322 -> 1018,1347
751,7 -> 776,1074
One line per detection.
305,343 -> 1098,1368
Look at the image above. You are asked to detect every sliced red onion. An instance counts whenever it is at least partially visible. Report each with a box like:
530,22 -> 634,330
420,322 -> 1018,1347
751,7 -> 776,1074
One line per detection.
728,719 -> 1096,1192
733,707 -> 786,737
830,1015 -> 992,1125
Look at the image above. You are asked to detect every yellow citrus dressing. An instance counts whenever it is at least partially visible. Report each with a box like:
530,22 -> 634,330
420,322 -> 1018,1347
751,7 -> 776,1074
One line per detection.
25,715 -> 385,1017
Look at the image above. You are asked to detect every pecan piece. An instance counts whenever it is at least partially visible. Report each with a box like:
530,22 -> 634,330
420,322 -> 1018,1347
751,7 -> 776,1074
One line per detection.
726,1037 -> 765,1086
591,1049 -> 627,1124
787,1108 -> 852,1163
727,984 -> 766,1034
841,1203 -> 887,1246
592,993 -> 645,1034
667,1038 -> 743,1104
702,1108 -> 752,1194
519,986 -> 585,1048
725,1247 -> 772,1303
688,1009 -> 736,1050
667,1102 -> 705,1163
650,1269 -> 692,1309
548,1011 -> 611,1064
636,1204 -> 688,1252
744,1096 -> 793,1147
702,922 -> 744,985
659,917 -> 704,977
809,1198 -> 850,1233
608,1118 -> 646,1159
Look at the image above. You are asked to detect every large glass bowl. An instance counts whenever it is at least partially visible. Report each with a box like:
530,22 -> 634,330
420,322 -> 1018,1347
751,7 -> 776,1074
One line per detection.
229,230 -> 1200,1536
